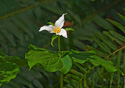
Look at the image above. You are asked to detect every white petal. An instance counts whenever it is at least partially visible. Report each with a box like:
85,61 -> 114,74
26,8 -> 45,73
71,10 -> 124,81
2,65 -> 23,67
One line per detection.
49,30 -> 55,33
39,25 -> 54,32
57,29 -> 67,38
55,13 -> 67,28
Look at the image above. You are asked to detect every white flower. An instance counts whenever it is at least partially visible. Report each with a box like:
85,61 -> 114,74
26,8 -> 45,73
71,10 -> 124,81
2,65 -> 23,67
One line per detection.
39,13 -> 67,38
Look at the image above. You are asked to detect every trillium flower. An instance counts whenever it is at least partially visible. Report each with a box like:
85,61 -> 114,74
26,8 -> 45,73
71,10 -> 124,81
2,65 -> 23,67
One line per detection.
39,13 -> 67,38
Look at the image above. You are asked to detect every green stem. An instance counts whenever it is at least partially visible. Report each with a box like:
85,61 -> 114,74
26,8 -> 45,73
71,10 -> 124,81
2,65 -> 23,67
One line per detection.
58,36 -> 61,56
58,36 -> 63,88
110,73 -> 114,88
60,73 -> 63,88
117,51 -> 121,88
80,79 -> 83,88
84,74 -> 87,88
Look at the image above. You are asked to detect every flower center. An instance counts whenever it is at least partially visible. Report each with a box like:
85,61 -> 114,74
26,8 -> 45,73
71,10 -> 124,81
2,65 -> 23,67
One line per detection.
53,27 -> 61,33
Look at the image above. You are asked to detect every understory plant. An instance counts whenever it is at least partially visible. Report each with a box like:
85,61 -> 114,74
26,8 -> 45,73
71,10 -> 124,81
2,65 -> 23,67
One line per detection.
0,13 -> 124,88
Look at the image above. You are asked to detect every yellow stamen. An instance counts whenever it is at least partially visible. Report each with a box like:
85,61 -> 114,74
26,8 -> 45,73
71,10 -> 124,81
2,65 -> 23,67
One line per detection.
53,27 -> 61,33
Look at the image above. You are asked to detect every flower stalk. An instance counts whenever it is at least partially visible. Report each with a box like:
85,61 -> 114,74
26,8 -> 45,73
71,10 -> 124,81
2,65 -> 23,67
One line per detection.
58,36 -> 63,88
58,36 -> 61,57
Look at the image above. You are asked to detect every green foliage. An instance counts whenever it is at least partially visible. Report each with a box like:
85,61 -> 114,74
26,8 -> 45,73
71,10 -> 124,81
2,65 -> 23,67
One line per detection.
25,44 -> 118,88
0,49 -> 20,86
26,44 -> 72,74
60,55 -> 72,74
86,13 -> 125,88
62,51 -> 117,87
0,59 -> 20,86
70,51 -> 93,64
48,22 -> 55,26
51,34 -> 59,47
26,49 -> 63,72
90,55 -> 117,72
106,19 -> 125,33
65,28 -> 75,31
70,51 -> 117,72
0,0 -> 124,88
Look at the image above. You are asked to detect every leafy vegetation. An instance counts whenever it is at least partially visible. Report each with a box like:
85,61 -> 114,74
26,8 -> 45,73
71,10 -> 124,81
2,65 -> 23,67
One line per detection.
0,49 -> 20,86
0,0 -> 124,88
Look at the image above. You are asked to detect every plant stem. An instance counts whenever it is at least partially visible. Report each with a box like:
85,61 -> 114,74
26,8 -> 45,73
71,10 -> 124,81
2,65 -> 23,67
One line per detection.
117,51 -> 121,88
58,36 -> 63,88
58,36 -> 61,56
80,79 -> 82,88
104,45 -> 125,59
84,74 -> 87,88
110,73 -> 114,88
60,73 -> 63,88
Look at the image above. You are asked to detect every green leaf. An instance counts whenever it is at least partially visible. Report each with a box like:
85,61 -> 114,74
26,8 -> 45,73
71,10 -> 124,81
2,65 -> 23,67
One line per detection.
28,44 -> 47,51
4,56 -> 27,67
106,19 -> 125,33
70,52 -> 94,64
51,34 -> 59,47
89,55 -> 117,72
109,30 -> 125,43
86,45 -> 107,57
103,31 -> 123,45
25,50 -> 63,72
93,15 -> 115,30
117,13 -> 125,21
65,28 -> 75,31
60,55 -> 72,74
48,22 -> 55,26
94,32 -> 117,51
93,36 -> 111,54
64,74 -> 81,81
0,59 -> 20,86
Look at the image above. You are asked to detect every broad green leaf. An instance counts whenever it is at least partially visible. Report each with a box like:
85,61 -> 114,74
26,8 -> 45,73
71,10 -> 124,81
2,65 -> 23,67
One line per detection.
51,34 -> 59,47
65,28 -> 75,31
25,50 -> 63,72
89,55 -> 117,72
60,55 -> 72,74
106,19 -> 125,33
0,59 -> 20,86
48,22 -> 55,26
70,52 -> 94,64
72,57 -> 88,64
